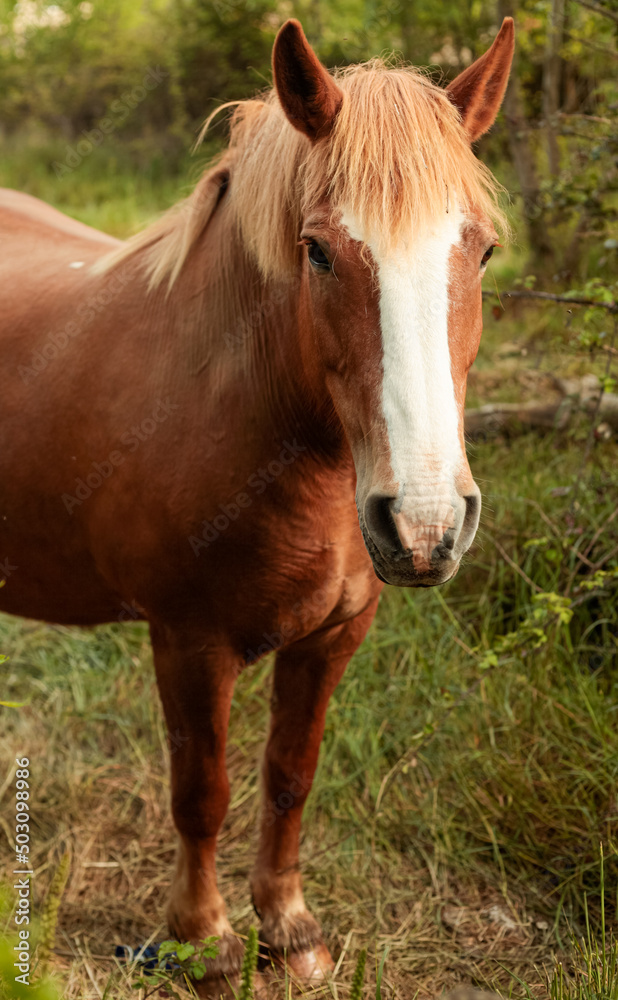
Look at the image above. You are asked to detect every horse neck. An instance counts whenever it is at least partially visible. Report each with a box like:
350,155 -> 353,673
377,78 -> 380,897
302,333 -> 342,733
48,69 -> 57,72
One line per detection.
170,208 -> 342,456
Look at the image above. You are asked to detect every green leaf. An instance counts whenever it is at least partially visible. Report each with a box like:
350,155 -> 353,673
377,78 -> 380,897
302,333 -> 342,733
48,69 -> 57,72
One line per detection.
523,536 -> 549,549
175,942 -> 196,961
480,651 -> 498,670
158,939 -> 179,960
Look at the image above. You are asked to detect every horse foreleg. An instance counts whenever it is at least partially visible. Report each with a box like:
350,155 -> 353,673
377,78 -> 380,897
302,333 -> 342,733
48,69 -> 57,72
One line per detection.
150,622 -> 244,981
251,600 -> 379,981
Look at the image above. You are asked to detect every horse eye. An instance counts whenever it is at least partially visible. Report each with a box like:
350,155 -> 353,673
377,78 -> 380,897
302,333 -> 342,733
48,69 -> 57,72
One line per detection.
481,246 -> 494,267
307,241 -> 331,272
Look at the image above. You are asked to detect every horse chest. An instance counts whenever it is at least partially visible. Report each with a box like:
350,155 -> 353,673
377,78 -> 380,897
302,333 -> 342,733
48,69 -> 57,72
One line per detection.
234,510 -> 380,660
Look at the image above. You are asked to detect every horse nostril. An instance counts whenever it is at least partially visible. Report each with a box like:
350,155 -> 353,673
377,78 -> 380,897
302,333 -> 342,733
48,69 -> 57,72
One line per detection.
442,530 -> 455,550
364,492 -> 400,558
432,526 -> 456,561
463,492 -> 481,530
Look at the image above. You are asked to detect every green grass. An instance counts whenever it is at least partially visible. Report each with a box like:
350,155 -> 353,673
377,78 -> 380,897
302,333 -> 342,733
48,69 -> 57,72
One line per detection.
0,140 -> 617,998
0,129 -> 217,237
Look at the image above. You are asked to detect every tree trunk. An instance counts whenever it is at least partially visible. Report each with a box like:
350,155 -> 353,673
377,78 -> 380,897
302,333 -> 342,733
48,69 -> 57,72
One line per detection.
465,376 -> 618,439
498,0 -> 555,269
542,0 -> 565,176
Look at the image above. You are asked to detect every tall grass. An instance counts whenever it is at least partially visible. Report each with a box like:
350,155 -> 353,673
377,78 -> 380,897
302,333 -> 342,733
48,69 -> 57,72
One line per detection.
0,130 -> 216,236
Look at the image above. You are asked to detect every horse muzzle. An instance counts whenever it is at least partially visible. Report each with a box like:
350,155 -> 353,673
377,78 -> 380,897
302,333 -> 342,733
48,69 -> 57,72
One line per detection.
358,486 -> 481,588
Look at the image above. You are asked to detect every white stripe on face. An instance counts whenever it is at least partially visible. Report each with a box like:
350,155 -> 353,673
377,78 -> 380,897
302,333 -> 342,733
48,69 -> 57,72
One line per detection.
342,208 -> 465,509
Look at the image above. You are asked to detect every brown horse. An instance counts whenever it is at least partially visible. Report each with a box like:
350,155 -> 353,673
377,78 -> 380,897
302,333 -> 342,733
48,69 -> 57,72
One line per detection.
0,19 -> 513,990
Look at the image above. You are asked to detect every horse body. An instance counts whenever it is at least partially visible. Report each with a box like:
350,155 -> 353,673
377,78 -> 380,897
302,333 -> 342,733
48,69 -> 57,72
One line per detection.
0,187 -> 377,637
0,19 -> 514,990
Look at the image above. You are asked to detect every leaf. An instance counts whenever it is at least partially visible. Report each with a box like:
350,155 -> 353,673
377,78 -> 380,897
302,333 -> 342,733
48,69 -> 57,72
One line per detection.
175,942 -> 196,961
158,939 -> 180,959
480,651 -> 498,670
523,536 -> 549,549
198,936 -> 220,960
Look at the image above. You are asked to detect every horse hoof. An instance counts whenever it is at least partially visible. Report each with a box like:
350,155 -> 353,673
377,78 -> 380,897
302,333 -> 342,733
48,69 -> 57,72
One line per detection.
262,940 -> 335,984
287,942 -> 335,981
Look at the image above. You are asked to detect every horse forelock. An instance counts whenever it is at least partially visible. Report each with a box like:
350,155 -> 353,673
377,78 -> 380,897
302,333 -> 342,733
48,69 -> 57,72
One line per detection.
96,58 -> 507,290
223,62 -> 508,278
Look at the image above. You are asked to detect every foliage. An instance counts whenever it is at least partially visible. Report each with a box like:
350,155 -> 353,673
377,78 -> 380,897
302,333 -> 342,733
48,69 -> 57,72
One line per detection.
0,883 -> 60,1000
0,0 -> 616,283
0,939 -> 59,1000
238,925 -> 258,999
130,936 -> 219,998
38,855 -> 70,976
475,590 -> 574,670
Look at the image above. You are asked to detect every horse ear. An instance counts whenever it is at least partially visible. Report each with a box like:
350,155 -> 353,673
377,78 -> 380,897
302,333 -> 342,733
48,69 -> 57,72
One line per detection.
273,19 -> 343,140
446,18 -> 514,142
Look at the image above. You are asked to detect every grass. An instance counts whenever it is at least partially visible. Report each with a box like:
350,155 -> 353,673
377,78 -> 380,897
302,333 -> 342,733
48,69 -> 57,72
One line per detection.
0,141 -> 617,998
0,127 -> 216,237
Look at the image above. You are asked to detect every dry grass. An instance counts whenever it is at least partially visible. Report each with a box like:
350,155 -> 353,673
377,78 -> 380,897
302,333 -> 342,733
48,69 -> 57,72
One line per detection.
0,624 -> 565,999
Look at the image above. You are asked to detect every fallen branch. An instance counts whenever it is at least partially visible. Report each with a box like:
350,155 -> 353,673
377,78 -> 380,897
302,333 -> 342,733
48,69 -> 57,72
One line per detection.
482,288 -> 618,312
465,374 -> 618,438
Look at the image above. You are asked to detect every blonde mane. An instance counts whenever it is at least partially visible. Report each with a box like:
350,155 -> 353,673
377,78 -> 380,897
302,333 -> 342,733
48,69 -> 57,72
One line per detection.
98,58 -> 507,289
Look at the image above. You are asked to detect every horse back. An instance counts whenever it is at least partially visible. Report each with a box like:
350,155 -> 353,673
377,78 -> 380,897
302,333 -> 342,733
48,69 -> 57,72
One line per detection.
0,188 -> 119,248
